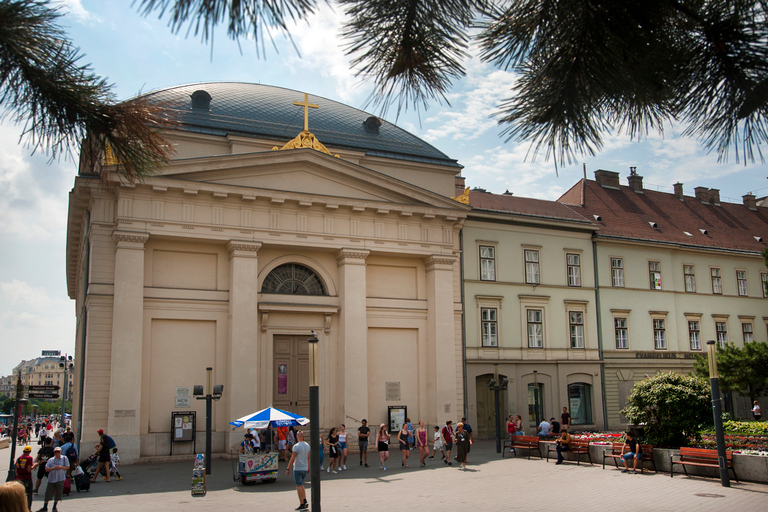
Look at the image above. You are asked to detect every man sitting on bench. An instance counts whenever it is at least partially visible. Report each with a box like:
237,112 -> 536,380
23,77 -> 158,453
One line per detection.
620,432 -> 642,474
555,429 -> 571,465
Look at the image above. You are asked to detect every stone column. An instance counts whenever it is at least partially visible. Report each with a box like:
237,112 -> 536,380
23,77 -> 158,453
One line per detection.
108,231 -> 149,462
337,249 -> 370,423
425,255 -> 459,425
227,241 -> 262,435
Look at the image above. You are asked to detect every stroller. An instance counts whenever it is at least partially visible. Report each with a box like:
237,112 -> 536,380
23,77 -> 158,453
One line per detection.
74,454 -> 97,492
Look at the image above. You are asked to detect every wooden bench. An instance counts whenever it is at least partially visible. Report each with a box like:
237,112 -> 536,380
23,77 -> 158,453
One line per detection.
670,447 -> 738,481
503,435 -> 542,459
602,443 -> 657,472
546,440 -> 593,465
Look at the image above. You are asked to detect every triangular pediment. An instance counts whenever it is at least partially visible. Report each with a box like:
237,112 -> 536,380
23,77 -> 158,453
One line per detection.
161,148 -> 465,210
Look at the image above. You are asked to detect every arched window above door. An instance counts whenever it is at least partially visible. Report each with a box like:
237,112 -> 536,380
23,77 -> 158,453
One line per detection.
261,263 -> 326,296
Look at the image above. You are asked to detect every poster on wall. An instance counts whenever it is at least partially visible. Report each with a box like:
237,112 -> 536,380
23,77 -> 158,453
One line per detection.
278,364 -> 288,395
569,398 -> 582,424
175,387 -> 191,408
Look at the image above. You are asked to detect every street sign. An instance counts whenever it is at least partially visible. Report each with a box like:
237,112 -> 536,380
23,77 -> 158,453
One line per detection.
28,393 -> 59,399
28,385 -> 59,391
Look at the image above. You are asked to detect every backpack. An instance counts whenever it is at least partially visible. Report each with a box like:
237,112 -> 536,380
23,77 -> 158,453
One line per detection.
65,444 -> 78,461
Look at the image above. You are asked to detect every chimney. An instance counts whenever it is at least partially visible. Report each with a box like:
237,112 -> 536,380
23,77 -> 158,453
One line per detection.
455,175 -> 466,197
710,189 -> 720,204
627,167 -> 643,192
594,170 -> 620,189
673,182 -> 684,200
694,186 -> 710,203
743,193 -> 757,210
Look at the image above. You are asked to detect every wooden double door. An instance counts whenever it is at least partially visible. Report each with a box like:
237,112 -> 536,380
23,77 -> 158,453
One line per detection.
273,335 -> 310,419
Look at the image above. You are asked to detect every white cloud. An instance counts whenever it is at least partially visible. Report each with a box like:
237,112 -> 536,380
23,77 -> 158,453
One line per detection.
55,0 -> 99,23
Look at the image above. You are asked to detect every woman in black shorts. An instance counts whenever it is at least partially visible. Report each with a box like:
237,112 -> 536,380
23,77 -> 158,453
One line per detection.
91,435 -> 112,482
326,427 -> 339,474
376,424 -> 390,470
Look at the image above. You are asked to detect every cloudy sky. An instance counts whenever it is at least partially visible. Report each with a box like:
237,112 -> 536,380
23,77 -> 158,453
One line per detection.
0,0 -> 766,376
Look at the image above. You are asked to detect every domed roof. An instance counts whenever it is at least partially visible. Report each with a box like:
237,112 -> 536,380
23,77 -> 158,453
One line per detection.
140,82 -> 459,167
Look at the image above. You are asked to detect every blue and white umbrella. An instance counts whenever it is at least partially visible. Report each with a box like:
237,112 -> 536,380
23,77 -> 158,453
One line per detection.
229,406 -> 309,429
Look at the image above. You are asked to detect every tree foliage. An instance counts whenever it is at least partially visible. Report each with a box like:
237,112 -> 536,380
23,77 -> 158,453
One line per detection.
621,371 -> 711,448
693,341 -> 768,401
0,0 -> 175,181
139,0 -> 768,166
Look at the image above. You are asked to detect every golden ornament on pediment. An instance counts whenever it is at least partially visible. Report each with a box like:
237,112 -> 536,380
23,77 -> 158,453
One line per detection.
451,187 -> 470,204
272,130 -> 340,158
103,142 -> 120,166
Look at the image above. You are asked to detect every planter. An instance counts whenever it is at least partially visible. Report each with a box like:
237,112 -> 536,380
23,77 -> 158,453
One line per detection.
0,437 -> 9,449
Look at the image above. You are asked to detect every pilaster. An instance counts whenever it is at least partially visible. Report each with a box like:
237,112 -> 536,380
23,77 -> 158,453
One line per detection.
108,230 -> 149,462
337,248 -> 370,422
227,241 -> 262,426
425,255 -> 459,425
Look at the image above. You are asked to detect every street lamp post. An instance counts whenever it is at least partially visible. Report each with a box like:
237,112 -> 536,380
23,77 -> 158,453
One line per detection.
486,364 -> 509,453
193,367 -> 223,475
533,370 -> 540,428
5,373 -> 24,482
308,331 -> 321,512
706,340 -> 730,487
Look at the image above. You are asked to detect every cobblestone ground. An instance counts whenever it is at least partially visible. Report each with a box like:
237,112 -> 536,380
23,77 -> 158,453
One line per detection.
2,440 -> 766,511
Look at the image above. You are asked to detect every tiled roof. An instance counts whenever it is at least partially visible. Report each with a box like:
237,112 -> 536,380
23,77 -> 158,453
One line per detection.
139,82 -> 459,167
468,189 -> 594,224
558,179 -> 768,253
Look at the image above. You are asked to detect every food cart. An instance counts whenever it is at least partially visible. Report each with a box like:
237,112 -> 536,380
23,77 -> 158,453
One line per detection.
229,406 -> 309,485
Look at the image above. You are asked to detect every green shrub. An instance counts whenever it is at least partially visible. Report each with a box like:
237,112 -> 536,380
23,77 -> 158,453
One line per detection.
720,420 -> 768,435
621,371 -> 711,448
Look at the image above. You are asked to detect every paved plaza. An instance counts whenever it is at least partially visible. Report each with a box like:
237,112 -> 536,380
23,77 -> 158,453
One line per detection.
2,440 -> 766,511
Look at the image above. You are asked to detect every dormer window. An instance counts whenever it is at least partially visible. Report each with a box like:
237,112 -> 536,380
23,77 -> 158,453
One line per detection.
191,90 -> 212,111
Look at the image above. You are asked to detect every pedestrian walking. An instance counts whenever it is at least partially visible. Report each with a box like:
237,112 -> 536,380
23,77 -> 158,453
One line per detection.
429,425 -> 444,460
455,422 -> 471,470
398,423 -> 410,468
338,424 -> 349,470
416,421 -> 428,467
285,430 -> 310,511
442,421 -> 454,466
14,445 -> 34,511
326,427 -> 339,474
357,419 -> 370,467
376,424 -> 390,470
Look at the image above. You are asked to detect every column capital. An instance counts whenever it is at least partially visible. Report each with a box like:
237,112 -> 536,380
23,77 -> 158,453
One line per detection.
227,240 -> 262,258
424,254 -> 458,272
336,248 -> 370,266
112,231 -> 149,248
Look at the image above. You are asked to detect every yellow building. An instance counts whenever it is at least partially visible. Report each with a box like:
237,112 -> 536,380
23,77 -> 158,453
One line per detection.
559,170 -> 768,428
66,83 -> 468,462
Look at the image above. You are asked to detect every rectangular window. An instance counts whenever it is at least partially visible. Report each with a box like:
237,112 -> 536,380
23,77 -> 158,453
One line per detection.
736,270 -> 748,296
742,322 -> 754,343
569,311 -> 585,348
527,309 -> 543,348
479,246 -> 496,281
481,308 -> 498,347
711,268 -> 722,294
567,253 -> 581,287
688,321 -> 701,350
649,261 -> 661,290
524,250 -> 540,284
684,265 -> 696,293
762,272 -> 767,298
653,319 -> 667,349
615,318 -> 628,349
611,258 -> 624,287
715,321 -> 727,348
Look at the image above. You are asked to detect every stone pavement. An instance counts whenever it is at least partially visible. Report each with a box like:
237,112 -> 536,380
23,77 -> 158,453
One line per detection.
2,440 -> 766,511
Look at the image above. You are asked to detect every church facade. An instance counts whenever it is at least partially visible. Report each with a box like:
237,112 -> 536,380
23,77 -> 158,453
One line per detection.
66,83 -> 468,462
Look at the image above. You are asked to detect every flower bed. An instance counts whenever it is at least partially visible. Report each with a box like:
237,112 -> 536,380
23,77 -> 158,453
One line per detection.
690,433 -> 768,454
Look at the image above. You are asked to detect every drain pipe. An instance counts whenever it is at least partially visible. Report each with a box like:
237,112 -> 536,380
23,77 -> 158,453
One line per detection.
592,239 -> 609,431
459,228 -> 468,418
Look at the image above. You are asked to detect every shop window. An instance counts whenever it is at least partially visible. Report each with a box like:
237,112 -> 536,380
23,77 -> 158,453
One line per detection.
528,383 -> 544,428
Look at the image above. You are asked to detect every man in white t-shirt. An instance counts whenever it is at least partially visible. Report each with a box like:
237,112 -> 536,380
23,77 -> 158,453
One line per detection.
286,430 -> 311,511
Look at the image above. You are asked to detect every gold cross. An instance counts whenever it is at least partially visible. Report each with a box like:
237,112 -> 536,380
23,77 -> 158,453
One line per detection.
294,93 -> 319,132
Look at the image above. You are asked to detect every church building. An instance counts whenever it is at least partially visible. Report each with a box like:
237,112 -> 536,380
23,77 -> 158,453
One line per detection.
66,83 -> 468,462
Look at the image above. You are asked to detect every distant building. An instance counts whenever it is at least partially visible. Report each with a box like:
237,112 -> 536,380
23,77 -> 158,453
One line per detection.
9,354 -> 74,401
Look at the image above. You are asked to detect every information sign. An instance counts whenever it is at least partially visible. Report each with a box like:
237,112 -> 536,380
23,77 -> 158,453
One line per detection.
28,393 -> 59,399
